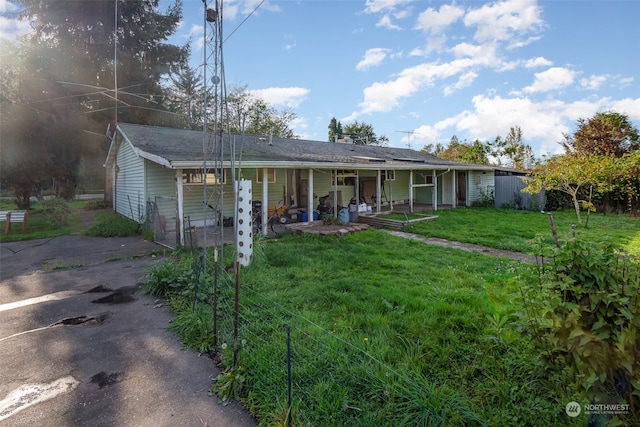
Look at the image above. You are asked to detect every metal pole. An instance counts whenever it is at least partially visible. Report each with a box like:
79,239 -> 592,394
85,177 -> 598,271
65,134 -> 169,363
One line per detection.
233,260 -> 239,367
287,325 -> 292,426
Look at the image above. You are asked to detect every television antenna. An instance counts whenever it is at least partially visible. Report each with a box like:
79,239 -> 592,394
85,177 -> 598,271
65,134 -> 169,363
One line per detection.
395,130 -> 419,149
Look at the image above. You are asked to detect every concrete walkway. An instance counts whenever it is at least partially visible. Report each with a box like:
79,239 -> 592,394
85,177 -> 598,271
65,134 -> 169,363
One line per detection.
0,236 -> 257,427
381,230 -> 540,264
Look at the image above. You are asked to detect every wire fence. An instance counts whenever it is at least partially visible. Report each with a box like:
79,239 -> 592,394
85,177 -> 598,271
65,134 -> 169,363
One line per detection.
207,269 -> 487,427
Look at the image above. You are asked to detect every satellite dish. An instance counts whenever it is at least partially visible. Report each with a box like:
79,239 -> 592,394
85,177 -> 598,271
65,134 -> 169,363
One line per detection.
211,76 -> 220,85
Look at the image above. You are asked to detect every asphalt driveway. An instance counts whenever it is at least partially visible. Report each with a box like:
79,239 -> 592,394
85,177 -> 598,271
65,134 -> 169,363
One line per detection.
0,236 -> 256,427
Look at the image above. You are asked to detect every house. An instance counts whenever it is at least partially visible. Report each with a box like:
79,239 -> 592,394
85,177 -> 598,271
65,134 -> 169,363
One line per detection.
104,123 -> 495,247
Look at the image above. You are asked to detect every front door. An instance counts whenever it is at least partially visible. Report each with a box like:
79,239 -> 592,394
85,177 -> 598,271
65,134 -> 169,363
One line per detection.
457,172 -> 467,206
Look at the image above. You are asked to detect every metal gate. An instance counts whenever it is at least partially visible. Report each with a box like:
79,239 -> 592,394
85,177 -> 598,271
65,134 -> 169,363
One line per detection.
147,196 -> 177,248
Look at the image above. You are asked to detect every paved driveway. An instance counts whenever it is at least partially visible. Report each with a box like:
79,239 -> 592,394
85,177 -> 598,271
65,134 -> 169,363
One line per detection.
0,236 -> 256,427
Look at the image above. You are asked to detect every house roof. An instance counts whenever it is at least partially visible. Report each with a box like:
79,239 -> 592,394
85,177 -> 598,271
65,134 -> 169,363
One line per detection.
111,123 -> 492,171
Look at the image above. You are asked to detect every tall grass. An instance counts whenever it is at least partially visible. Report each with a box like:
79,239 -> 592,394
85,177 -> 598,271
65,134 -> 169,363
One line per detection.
404,208 -> 640,256
209,230 -> 565,426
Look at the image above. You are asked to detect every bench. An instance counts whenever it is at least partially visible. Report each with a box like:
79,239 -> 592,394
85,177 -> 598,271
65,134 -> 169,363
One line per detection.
1,211 -> 29,234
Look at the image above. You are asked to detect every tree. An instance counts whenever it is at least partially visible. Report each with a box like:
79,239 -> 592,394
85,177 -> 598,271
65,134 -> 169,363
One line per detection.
165,62 -> 211,130
1,0 -> 188,206
491,126 -> 535,169
328,117 -> 343,142
342,121 -> 388,146
438,136 -> 490,165
562,111 -> 639,157
222,86 -> 297,137
523,154 -> 615,224
420,143 -> 445,157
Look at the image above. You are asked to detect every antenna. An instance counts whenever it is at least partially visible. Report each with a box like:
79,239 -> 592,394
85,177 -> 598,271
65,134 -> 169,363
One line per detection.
395,130 -> 419,149
114,0 -> 118,123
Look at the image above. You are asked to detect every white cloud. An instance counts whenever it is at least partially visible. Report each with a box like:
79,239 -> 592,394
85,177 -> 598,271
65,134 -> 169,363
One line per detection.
356,48 -> 390,71
376,14 -> 402,30
524,56 -> 552,68
0,0 -> 30,41
249,87 -> 309,108
415,4 -> 465,35
187,24 -> 205,51
580,74 -> 608,91
444,71 -> 478,96
616,76 -> 634,89
364,0 -> 413,14
610,97 -> 640,120
463,0 -> 543,44
523,67 -> 576,94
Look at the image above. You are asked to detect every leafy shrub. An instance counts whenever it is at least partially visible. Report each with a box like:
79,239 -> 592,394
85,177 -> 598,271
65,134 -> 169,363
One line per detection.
471,187 -> 495,207
520,237 -> 640,422
85,213 -> 139,237
83,199 -> 111,210
41,198 -> 72,225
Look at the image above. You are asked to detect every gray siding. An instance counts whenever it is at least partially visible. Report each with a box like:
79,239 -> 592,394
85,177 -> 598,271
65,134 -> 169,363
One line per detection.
494,175 -> 545,210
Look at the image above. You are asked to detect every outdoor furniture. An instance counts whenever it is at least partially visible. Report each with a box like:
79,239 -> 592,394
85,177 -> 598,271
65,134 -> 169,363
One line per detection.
2,211 -> 29,234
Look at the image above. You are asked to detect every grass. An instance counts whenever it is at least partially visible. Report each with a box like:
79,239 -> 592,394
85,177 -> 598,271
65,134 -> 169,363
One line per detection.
226,231 -> 567,426
0,199 -> 142,242
0,199 -> 86,242
142,208 -> 640,426
401,207 -> 640,257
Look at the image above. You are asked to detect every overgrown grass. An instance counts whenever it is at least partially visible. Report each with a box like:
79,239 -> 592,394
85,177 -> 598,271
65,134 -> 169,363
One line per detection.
85,211 -> 140,237
402,207 -> 640,257
148,230 -> 577,426
0,199 -> 86,242
144,209 -> 639,426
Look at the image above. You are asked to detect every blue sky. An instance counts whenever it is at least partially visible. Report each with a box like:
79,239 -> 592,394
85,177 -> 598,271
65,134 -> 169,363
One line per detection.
2,0 -> 639,156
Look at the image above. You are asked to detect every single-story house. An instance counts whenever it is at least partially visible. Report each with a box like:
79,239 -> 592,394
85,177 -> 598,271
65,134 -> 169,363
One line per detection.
104,123 -> 495,247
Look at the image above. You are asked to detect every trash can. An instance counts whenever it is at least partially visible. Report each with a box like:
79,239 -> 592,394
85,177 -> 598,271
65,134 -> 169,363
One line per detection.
348,204 -> 358,223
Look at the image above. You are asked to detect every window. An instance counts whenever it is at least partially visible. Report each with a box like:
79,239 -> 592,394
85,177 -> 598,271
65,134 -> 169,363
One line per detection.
182,169 -> 226,185
382,170 -> 395,181
256,168 -> 276,183
333,170 -> 357,185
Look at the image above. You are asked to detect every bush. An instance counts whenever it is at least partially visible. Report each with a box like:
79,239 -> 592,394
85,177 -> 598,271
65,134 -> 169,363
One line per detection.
83,199 -> 111,210
41,198 -> 72,225
520,237 -> 640,424
85,212 -> 140,237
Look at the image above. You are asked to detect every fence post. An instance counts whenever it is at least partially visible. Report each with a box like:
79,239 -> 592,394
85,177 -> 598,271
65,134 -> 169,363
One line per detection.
233,261 -> 240,367
287,325 -> 292,426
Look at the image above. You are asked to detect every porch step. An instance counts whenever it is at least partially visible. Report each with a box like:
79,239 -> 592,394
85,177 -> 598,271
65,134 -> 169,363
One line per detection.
357,214 -> 438,230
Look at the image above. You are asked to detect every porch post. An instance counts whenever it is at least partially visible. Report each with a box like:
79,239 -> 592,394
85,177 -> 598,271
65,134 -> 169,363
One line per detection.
389,171 -> 393,211
307,169 -> 314,222
175,169 -> 184,247
452,170 -> 457,208
433,170 -> 438,211
262,168 -> 268,234
409,170 -> 414,213
333,169 -> 338,218
376,169 -> 381,213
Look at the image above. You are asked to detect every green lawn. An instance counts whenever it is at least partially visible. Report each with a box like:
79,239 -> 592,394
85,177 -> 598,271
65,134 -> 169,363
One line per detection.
226,230 -> 556,426
144,208 -> 640,426
402,207 -> 640,257
0,199 -> 86,242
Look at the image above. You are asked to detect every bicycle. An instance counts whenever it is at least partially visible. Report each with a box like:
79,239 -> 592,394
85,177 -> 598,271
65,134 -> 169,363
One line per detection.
252,200 -> 290,235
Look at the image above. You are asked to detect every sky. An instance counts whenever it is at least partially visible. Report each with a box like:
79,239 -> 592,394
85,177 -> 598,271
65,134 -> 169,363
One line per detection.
2,0 -> 639,156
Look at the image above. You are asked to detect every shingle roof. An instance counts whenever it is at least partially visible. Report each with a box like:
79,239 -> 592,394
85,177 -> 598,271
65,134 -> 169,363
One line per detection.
115,123 -> 487,170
